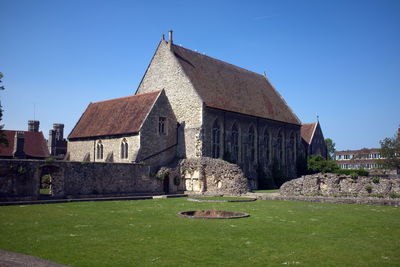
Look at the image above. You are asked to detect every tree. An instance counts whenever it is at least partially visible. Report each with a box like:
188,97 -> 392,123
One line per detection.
379,131 -> 400,174
307,154 -> 339,174
325,138 -> 336,160
0,72 -> 7,147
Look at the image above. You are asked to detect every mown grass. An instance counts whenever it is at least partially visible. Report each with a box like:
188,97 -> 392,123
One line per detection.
252,189 -> 279,193
0,198 -> 399,266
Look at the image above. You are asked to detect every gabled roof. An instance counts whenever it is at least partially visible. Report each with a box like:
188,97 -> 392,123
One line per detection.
68,90 -> 161,139
0,130 -> 49,158
171,44 -> 301,125
301,122 -> 317,144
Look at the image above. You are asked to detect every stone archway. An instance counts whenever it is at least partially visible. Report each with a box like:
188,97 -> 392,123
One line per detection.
37,165 -> 64,198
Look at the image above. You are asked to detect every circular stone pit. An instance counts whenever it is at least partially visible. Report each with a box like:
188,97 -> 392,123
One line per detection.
177,209 -> 249,219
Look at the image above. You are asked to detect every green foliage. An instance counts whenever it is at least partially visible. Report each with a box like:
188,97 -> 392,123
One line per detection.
389,193 -> 400,198
370,193 -> 384,198
325,138 -> 336,160
307,155 -> 339,174
350,172 -> 358,180
40,174 -> 51,189
17,166 -> 26,174
372,177 -> 380,184
379,132 -> 400,173
45,157 -> 55,163
173,175 -> 180,186
333,169 -> 369,176
364,184 -> 372,193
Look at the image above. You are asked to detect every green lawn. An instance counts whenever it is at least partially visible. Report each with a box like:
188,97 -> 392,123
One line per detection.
0,198 -> 399,266
252,189 -> 279,193
190,196 -> 253,201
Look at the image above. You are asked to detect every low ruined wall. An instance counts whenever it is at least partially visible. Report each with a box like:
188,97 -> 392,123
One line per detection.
0,159 -> 162,201
158,157 -> 250,195
280,172 -> 400,197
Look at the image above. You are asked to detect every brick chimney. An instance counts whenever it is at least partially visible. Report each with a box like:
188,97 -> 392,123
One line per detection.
168,30 -> 173,50
13,132 -> 26,158
28,120 -> 40,132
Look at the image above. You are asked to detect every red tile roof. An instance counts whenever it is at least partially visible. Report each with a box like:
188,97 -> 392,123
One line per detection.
172,44 -> 301,125
0,130 -> 50,158
68,90 -> 161,139
336,148 -> 381,155
301,122 -> 317,144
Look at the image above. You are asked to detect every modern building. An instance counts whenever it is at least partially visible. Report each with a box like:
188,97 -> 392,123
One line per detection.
335,148 -> 382,170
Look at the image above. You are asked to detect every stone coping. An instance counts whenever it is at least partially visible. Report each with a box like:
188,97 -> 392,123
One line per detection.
246,193 -> 400,207
187,196 -> 257,203
177,210 -> 250,219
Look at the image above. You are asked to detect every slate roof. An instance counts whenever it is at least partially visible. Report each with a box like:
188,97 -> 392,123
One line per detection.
0,130 -> 50,158
68,90 -> 161,139
301,122 -> 317,144
172,44 -> 301,125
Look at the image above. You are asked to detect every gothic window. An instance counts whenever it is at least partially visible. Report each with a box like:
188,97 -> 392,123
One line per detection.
159,117 -> 166,135
277,130 -> 284,163
288,132 -> 296,163
212,119 -> 221,158
121,139 -> 128,159
96,141 -> 103,160
248,126 -> 256,163
263,129 -> 270,165
231,123 -> 239,163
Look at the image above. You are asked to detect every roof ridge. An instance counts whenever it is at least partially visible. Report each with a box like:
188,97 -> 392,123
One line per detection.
93,90 -> 161,104
173,44 -> 265,78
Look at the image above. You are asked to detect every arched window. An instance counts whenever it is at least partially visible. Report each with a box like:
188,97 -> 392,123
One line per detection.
121,139 -> 128,159
263,129 -> 270,165
248,126 -> 256,162
277,130 -> 284,163
96,141 -> 103,160
212,120 -> 221,158
231,123 -> 239,163
287,132 -> 296,163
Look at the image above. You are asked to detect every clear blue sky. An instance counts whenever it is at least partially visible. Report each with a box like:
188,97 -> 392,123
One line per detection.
1,0 -> 399,151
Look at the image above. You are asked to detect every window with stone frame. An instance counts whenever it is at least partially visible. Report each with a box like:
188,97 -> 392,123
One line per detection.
248,125 -> 256,163
159,117 -> 166,135
263,128 -> 270,165
121,139 -> 128,159
212,119 -> 221,158
231,123 -> 239,163
276,130 -> 284,163
287,132 -> 296,163
96,141 -> 103,160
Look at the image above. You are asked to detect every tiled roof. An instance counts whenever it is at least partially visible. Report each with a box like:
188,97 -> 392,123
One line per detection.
301,123 -> 317,144
0,130 -> 50,158
336,148 -> 381,155
172,44 -> 301,125
68,90 -> 161,139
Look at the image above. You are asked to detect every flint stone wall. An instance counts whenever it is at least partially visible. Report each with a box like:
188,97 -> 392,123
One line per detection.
158,157 -> 250,195
0,159 -> 162,201
280,172 -> 400,197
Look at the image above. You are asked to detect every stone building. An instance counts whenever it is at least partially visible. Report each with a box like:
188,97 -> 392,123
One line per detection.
48,123 -> 67,159
68,90 -> 177,167
301,121 -> 327,159
0,120 -> 50,159
68,31 -> 305,188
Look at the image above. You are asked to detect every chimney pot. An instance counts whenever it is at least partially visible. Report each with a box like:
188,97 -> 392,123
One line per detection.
168,30 -> 173,50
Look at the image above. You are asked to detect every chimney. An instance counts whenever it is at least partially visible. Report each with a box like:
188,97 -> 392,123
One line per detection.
28,120 -> 40,132
13,132 -> 26,158
48,129 -> 56,156
168,30 -> 173,50
53,123 -> 64,141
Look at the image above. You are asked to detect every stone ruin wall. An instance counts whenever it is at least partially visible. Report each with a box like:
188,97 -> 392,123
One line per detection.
0,159 -> 163,201
280,172 -> 400,197
157,157 -> 250,195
